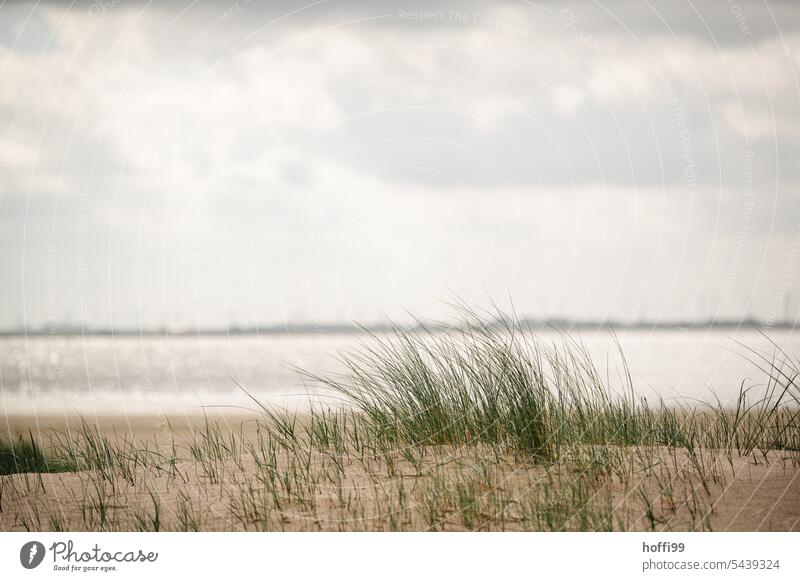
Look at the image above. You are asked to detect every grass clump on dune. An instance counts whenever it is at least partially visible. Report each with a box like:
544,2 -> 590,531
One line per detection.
303,310 -> 557,459
304,307 -> 800,462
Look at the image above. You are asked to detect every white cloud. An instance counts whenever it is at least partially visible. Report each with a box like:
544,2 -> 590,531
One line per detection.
1,1 -> 800,327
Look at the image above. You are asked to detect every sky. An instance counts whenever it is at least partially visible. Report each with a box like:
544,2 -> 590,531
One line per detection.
1,0 -> 799,330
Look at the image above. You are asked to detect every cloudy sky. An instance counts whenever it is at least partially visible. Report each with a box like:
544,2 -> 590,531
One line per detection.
1,0 -> 799,330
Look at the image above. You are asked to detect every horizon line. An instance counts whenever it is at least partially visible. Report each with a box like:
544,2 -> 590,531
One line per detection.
1,316 -> 797,336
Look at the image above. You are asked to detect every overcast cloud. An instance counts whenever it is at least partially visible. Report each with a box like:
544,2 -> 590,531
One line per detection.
1,0 -> 799,329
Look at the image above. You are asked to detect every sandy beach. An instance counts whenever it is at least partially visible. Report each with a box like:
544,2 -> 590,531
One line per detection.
2,410 -> 798,532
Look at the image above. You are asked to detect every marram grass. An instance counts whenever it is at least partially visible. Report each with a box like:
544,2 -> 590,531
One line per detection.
301,310 -> 800,461
0,432 -> 78,476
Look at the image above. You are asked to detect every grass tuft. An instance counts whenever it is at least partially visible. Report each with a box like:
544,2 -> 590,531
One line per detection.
302,307 -> 800,462
0,432 -> 78,475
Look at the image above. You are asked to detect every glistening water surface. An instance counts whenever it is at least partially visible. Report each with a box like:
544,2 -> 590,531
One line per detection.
1,329 -> 797,417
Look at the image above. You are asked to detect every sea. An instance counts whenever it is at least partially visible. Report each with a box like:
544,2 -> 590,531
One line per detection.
1,329 -> 797,417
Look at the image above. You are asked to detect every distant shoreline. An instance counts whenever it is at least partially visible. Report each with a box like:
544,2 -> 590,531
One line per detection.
1,318 -> 796,337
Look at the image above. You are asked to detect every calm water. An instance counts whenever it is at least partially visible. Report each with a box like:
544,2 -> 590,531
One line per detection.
1,329 -> 798,416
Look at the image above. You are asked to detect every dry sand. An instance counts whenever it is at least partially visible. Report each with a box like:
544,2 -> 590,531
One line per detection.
1,414 -> 798,532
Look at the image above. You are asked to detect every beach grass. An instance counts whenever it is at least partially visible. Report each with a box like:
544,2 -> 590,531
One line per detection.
1,309 -> 798,531
0,432 -> 78,476
303,309 -> 800,458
